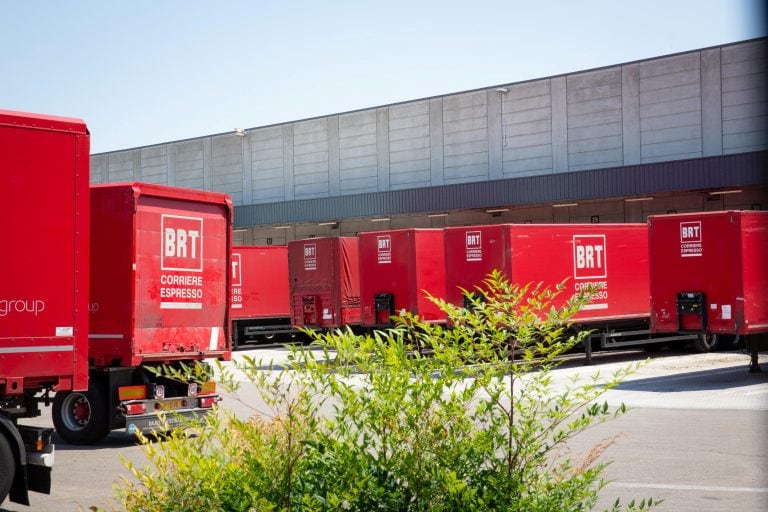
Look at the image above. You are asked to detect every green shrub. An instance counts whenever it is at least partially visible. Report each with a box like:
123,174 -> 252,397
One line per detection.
110,272 -> 659,512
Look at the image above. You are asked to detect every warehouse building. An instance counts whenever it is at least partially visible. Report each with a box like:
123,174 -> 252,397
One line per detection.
90,38 -> 768,246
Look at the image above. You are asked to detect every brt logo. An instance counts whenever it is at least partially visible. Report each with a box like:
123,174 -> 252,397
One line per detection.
680,221 -> 702,243
377,235 -> 392,264
304,243 -> 317,271
466,231 -> 481,250
573,235 -> 607,279
161,215 -> 203,272
231,253 -> 242,286
465,231 -> 482,262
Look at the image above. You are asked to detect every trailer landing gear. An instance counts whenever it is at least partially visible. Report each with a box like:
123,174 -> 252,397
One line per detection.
747,336 -> 763,374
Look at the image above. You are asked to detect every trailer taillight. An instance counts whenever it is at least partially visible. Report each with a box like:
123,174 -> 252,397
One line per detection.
199,397 -> 215,408
118,385 -> 147,401
200,382 -> 216,395
125,403 -> 147,416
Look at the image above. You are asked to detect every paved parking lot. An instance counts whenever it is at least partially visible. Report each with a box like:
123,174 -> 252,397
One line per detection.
3,348 -> 766,511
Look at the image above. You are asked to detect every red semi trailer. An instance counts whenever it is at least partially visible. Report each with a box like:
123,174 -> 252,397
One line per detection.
231,246 -> 292,347
51,183 -> 231,445
442,224 -> 684,358
288,237 -> 361,330
358,229 -> 446,327
649,211 -> 768,370
0,110 -> 90,505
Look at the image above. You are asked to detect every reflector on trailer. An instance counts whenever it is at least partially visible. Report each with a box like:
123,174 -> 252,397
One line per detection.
124,403 -> 147,416
200,382 -> 216,395
118,385 -> 147,401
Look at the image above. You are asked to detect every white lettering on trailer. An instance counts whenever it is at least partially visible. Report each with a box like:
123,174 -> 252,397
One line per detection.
231,253 -> 242,286
573,234 -> 609,310
160,274 -> 204,303
160,275 -> 202,286
574,281 -> 609,303
572,235 -> 607,279
0,299 -> 46,317
232,286 -> 242,308
575,244 -> 604,270
165,228 -> 199,258
160,214 -> 204,272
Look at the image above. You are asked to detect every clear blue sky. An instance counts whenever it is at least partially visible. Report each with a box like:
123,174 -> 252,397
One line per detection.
1,1 -> 764,154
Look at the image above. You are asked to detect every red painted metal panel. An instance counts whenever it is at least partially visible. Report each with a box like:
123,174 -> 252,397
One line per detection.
444,224 -> 649,323
231,246 -> 290,319
649,211 -> 768,335
358,229 -> 446,326
741,212 -> 768,332
0,110 -> 90,393
89,183 -> 232,366
288,237 -> 360,328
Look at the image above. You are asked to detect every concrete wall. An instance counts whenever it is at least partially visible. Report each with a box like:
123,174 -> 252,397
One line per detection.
91,39 -> 767,207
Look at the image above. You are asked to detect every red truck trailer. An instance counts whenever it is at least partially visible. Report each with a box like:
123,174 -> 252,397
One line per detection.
358,229 -> 446,327
0,110 -> 90,505
51,183 -> 232,445
288,237 -> 361,330
231,245 -> 292,347
443,224 -> 671,357
649,211 -> 768,370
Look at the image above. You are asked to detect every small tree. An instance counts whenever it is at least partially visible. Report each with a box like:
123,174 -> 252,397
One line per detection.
111,272 -> 659,511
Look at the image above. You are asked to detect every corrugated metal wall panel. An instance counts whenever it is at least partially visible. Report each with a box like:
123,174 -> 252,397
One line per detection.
234,152 -> 767,227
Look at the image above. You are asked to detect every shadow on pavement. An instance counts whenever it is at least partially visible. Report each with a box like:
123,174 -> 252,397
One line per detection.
51,430 -> 173,451
610,361 -> 768,393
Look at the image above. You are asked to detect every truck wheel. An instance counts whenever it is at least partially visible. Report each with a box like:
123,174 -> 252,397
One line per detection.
694,333 -> 719,352
52,382 -> 111,445
718,334 -> 742,351
0,434 -> 14,505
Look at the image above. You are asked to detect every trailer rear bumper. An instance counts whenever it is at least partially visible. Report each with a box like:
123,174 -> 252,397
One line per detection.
124,407 -> 214,435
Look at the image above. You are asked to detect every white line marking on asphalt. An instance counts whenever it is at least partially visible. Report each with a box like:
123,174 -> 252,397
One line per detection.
611,482 -> 768,493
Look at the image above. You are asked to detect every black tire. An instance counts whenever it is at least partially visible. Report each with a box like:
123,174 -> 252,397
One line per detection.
0,434 -> 15,505
52,381 -> 111,445
718,334 -> 742,351
694,332 -> 719,352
